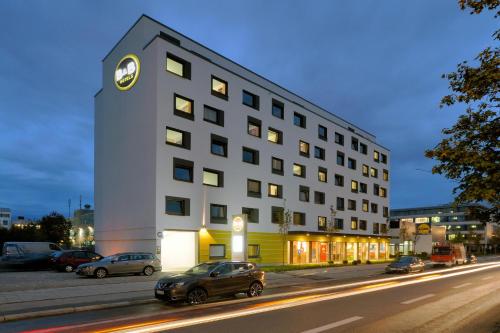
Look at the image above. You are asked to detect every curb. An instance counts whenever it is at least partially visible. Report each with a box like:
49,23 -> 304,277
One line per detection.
0,298 -> 157,323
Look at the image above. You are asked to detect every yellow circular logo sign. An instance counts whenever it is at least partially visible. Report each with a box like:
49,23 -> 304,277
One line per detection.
232,216 -> 244,232
114,54 -> 140,91
417,223 -> 431,235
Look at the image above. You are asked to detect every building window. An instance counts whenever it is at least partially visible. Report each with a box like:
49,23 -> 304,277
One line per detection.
247,116 -> 261,138
271,206 -> 284,224
242,90 -> 259,110
373,184 -> 380,196
203,105 -> 224,126
380,224 -> 387,234
210,204 -> 227,224
383,169 -> 389,181
293,212 -> 306,225
268,183 -> 283,198
348,199 -> 357,211
362,164 -> 369,177
211,75 -> 228,100
272,99 -> 284,119
203,168 -> 223,187
209,244 -> 225,259
380,187 -> 387,198
370,167 -> 378,178
371,203 -> 378,214
268,127 -> 283,144
336,197 -> 345,211
373,223 -> 380,234
314,146 -> 325,160
383,206 -> 389,218
351,137 -> 359,151
211,134 -> 228,157
248,244 -> 260,258
166,126 -> 191,149
362,199 -> 369,212
272,157 -> 284,175
299,140 -> 310,157
335,218 -> 344,230
174,94 -> 194,120
318,216 -> 327,231
360,182 -> 367,193
293,112 -> 306,128
242,147 -> 259,165
360,143 -> 367,155
374,150 -> 380,162
318,167 -> 327,183
293,163 -> 306,178
351,180 -> 358,193
166,53 -> 191,79
165,196 -> 190,216
359,220 -> 367,230
335,174 -> 344,187
318,125 -> 327,141
314,191 -> 325,205
247,179 -> 261,198
336,151 -> 345,166
335,132 -> 344,146
381,153 -> 388,164
348,158 -> 357,170
299,186 -> 310,202
173,158 -> 193,182
242,207 -> 259,223
351,217 -> 358,230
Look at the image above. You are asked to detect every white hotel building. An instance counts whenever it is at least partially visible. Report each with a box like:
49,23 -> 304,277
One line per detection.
95,15 -> 391,270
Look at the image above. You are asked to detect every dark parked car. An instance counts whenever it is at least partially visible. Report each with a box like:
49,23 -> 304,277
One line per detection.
50,250 -> 102,272
465,254 -> 477,264
155,261 -> 265,305
2,242 -> 62,268
386,256 -> 425,274
75,252 -> 161,278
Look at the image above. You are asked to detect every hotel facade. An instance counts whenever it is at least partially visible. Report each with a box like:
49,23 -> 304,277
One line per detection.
95,15 -> 391,271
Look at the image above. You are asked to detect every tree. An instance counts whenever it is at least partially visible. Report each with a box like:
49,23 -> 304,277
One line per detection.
39,212 -> 72,247
277,200 -> 292,266
425,0 -> 499,222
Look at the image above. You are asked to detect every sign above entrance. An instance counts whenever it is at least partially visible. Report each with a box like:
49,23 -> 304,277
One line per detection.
416,223 -> 431,235
114,54 -> 140,91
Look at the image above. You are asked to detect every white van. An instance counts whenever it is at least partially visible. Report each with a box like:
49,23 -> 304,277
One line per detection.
2,242 -> 62,267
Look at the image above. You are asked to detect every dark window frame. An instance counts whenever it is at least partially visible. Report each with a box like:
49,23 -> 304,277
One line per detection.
165,196 -> 190,216
242,90 -> 260,110
314,146 -> 325,160
247,116 -> 262,138
165,126 -> 191,150
293,212 -> 306,226
209,244 -> 226,259
242,207 -> 259,223
271,156 -> 284,176
318,125 -> 328,141
173,93 -> 194,120
242,146 -> 259,165
210,203 -> 228,224
318,166 -> 328,183
210,134 -> 228,158
268,127 -> 283,144
299,185 -> 310,202
247,179 -> 262,198
166,52 -> 191,79
272,99 -> 284,119
203,168 -> 224,187
314,191 -> 325,205
271,206 -> 284,224
211,75 -> 228,100
172,158 -> 193,183
293,163 -> 306,178
336,151 -> 345,166
335,132 -> 344,146
293,112 -> 306,128
203,105 -> 224,127
299,140 -> 310,157
268,183 -> 283,199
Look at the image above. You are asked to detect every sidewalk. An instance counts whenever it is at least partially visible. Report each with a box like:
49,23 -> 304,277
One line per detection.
0,263 -> 388,319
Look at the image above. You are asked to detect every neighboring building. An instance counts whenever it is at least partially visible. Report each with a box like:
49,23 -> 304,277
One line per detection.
390,204 -> 497,255
95,15 -> 391,270
0,208 -> 12,229
10,216 -> 38,229
70,205 -> 94,248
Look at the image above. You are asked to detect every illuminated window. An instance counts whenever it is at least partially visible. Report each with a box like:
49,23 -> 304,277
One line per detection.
209,244 -> 225,259
351,180 -> 359,193
318,125 -> 327,141
203,105 -> 224,126
247,116 -> 261,137
166,53 -> 190,79
210,204 -> 227,224
337,197 -> 345,211
348,158 -> 356,170
383,169 -> 389,181
272,157 -> 284,175
173,158 -> 193,182
380,187 -> 387,198
174,94 -> 194,120
203,169 -> 223,187
242,147 -> 259,165
335,174 -> 344,187
415,217 -> 429,223
248,244 -> 260,258
299,140 -> 310,157
351,137 -> 359,151
431,216 -> 440,223
318,167 -> 327,183
318,216 -> 327,231
370,167 -> 378,178
337,151 -> 345,166
247,179 -> 261,198
351,217 -> 358,230
348,199 -> 356,211
268,127 -> 282,144
294,112 -> 306,128
293,163 -> 306,178
272,99 -> 284,119
165,196 -> 190,216
211,134 -> 227,157
314,191 -> 325,205
242,207 -> 259,223
314,146 -> 325,160
299,186 -> 309,202
242,90 -> 259,109
211,75 -> 228,99
166,126 -> 190,149
293,212 -> 306,225
362,164 -> 369,177
362,200 -> 369,212
374,150 -> 380,162
268,183 -> 282,198
335,132 -> 344,145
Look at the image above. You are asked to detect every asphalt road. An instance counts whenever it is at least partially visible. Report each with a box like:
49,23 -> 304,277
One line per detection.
2,261 -> 499,333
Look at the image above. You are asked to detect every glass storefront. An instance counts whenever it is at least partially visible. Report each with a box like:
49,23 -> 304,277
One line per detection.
369,243 -> 379,260
379,242 -> 387,259
358,243 -> 368,261
292,241 -> 309,264
346,242 -> 357,261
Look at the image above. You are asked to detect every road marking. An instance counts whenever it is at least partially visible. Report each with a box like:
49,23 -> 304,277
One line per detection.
401,294 -> 435,304
482,276 -> 493,280
300,316 -> 363,333
453,283 -> 472,289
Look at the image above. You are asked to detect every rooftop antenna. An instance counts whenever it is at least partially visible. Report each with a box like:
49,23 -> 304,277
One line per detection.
68,199 -> 71,219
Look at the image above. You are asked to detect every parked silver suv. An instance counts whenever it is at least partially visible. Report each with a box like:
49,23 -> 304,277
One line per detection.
75,252 -> 161,278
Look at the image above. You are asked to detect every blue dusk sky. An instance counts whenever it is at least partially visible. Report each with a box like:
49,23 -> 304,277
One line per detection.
0,1 -> 497,218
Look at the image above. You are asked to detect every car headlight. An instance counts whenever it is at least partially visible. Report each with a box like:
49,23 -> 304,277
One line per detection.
173,282 -> 185,288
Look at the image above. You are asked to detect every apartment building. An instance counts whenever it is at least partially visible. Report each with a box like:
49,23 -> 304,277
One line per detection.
95,15 -> 390,270
0,208 -> 12,229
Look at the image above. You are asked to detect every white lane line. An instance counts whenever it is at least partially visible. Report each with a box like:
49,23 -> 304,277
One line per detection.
453,283 -> 472,289
301,316 -> 363,333
401,294 -> 435,305
482,276 -> 493,280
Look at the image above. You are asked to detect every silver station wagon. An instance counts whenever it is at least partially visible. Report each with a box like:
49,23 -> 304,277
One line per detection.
75,252 -> 161,278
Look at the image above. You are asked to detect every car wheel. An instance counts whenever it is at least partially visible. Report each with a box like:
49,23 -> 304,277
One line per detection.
247,281 -> 263,297
64,265 -> 74,272
187,288 -> 208,305
95,268 -> 107,279
143,266 -> 154,276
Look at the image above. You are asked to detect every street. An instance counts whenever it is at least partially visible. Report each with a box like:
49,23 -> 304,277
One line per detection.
1,261 -> 499,333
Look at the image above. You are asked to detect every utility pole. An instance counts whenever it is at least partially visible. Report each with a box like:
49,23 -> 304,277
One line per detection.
79,195 -> 82,210
68,199 -> 71,219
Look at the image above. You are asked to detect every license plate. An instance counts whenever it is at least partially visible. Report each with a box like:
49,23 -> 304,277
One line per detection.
156,290 -> 164,295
